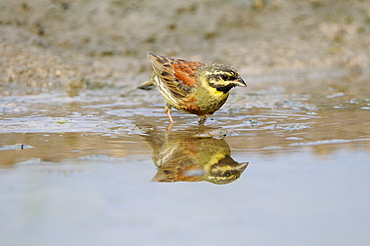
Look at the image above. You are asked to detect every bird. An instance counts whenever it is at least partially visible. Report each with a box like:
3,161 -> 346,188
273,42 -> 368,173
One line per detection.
142,129 -> 249,184
138,52 -> 247,126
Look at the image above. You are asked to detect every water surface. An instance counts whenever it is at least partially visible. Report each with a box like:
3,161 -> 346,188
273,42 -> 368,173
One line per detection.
1,77 -> 370,246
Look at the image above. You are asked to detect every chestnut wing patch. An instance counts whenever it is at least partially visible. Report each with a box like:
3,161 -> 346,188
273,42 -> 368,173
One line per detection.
172,61 -> 205,88
148,52 -> 205,99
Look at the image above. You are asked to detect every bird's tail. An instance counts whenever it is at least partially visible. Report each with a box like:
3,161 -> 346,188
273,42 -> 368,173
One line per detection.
137,80 -> 155,90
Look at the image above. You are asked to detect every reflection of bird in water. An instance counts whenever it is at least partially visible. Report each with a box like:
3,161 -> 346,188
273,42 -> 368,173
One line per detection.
143,131 -> 248,185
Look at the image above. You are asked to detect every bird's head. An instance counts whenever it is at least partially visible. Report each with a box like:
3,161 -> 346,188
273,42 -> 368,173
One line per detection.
197,64 -> 247,93
203,157 -> 249,185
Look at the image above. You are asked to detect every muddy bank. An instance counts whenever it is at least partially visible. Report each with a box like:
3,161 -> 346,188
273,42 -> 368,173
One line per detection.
1,0 -> 370,95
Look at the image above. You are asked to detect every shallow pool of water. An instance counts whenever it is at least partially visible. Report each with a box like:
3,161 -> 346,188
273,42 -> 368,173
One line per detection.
1,77 -> 370,246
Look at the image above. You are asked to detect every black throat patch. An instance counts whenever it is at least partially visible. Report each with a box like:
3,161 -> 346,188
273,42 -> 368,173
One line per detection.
208,82 -> 235,93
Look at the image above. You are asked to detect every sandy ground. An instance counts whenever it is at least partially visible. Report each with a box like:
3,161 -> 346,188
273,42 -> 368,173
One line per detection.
1,0 -> 370,96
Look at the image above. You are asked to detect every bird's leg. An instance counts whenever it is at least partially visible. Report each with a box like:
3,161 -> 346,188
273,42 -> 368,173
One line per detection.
165,105 -> 174,124
165,105 -> 174,130
198,115 -> 207,125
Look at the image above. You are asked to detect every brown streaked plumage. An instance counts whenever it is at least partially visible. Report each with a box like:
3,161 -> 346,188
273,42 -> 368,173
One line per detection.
139,52 -> 247,126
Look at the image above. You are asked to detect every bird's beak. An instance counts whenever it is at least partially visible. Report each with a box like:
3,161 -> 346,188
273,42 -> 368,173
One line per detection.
233,77 -> 247,87
236,162 -> 249,172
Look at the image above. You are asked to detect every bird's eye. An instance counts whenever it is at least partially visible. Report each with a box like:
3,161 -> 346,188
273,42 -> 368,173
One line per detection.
220,74 -> 230,80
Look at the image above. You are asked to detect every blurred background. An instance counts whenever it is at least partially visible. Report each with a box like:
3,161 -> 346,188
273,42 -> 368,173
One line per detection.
1,0 -> 369,94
